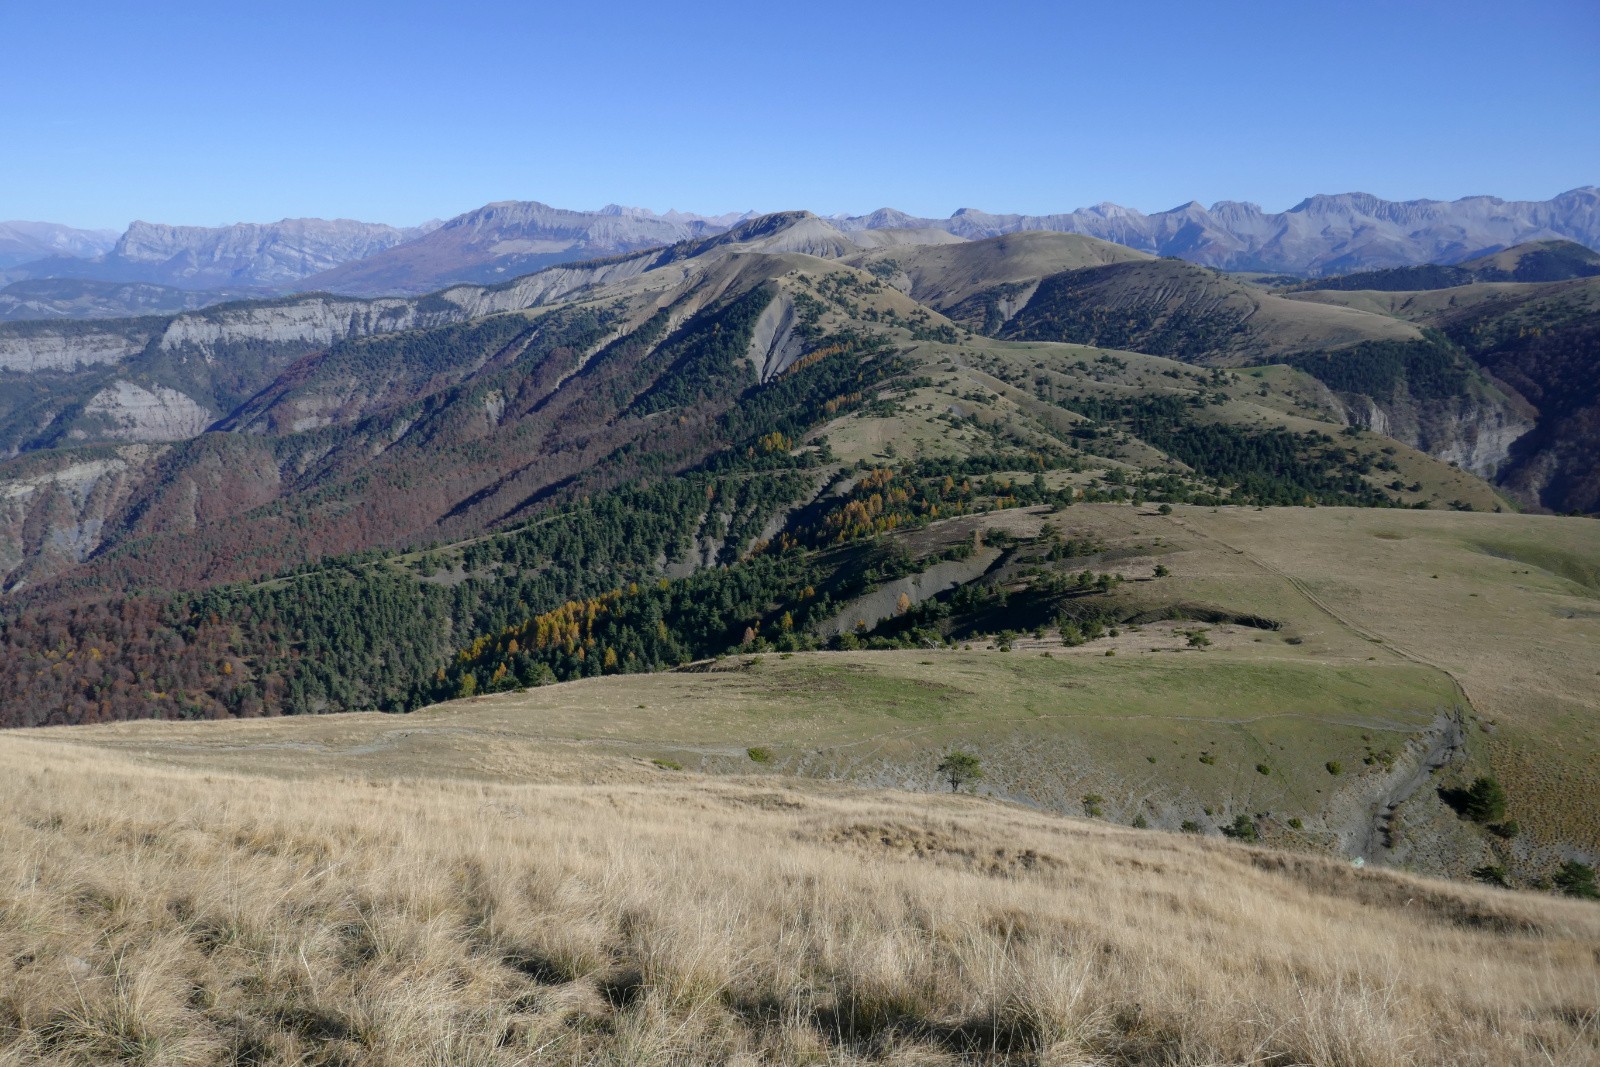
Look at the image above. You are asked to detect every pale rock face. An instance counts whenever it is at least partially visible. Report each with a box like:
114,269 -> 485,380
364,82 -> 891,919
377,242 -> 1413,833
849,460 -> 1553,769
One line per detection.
79,381 -> 214,442
0,457 -> 130,504
0,326 -> 149,371
1418,404 -> 1535,480
0,447 -> 161,589
0,246 -> 667,376
482,392 -> 506,427
154,296 -> 430,352
746,291 -> 806,382
1339,388 -> 1535,481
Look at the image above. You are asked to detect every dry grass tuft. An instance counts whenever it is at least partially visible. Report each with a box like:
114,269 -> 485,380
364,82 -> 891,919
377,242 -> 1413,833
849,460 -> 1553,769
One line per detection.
0,737 -> 1596,1065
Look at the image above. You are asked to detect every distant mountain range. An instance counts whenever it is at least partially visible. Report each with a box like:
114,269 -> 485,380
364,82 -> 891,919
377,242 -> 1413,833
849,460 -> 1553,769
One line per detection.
0,221 -> 119,269
2,188 -> 1596,312
299,201 -> 753,294
831,187 -> 1600,276
0,217 -> 439,291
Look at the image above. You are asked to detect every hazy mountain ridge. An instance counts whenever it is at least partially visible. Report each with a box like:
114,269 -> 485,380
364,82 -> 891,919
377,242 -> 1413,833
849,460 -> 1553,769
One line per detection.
0,219 -> 1587,520
836,187 -> 1600,276
0,203 -> 754,302
0,213 -> 960,589
7,188 -> 1595,316
0,217 -> 1565,502
0,277 -> 263,321
296,200 -> 758,294
1286,239 -> 1600,293
3,217 -> 437,290
0,221 -> 120,269
0,211 -> 955,380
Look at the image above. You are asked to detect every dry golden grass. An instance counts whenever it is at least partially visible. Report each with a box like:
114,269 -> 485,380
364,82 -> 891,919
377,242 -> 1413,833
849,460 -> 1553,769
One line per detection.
1,736 -> 1596,1066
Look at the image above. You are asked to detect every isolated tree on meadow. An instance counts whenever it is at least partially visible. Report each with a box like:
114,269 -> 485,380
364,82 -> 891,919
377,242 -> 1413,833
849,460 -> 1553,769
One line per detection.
1462,776 -> 1508,823
938,751 -> 983,793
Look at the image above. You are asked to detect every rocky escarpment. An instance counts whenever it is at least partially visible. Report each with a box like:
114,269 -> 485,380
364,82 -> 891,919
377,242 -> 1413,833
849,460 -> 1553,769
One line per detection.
0,293 -> 478,373
112,218 -> 432,286
745,290 -> 805,382
0,446 -> 164,591
0,319 -> 159,371
1337,387 -> 1535,482
75,381 -> 215,443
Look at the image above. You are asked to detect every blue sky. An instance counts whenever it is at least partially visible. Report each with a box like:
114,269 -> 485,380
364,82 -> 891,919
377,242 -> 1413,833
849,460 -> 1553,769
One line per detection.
3,0 -> 1596,229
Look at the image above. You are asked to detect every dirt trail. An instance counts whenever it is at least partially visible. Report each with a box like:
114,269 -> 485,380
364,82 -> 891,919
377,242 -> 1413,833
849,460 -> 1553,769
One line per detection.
1166,514 -> 1476,860
1167,514 -> 1471,696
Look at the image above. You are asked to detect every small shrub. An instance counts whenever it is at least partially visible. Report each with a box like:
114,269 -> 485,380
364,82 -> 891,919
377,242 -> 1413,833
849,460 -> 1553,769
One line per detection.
1442,776 -> 1508,823
1180,820 -> 1203,834
747,746 -> 774,764
1288,817 -> 1304,830
1489,820 -> 1520,840
1198,753 -> 1215,766
1157,504 -> 1173,515
1326,760 -> 1342,775
1153,564 -> 1170,577
1553,861 -> 1599,899
1131,813 -> 1149,829
1472,864 -> 1512,888
1082,793 -> 1105,818
1221,814 -> 1259,842
1256,763 -> 1271,776
1146,755 -> 1157,763
652,758 -> 683,771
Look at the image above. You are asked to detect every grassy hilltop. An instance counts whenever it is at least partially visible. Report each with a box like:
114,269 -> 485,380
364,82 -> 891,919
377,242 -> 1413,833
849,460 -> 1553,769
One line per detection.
4,703 -> 1599,1066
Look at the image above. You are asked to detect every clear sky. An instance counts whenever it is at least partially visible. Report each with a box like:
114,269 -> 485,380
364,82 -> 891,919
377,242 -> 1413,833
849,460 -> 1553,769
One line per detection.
3,0 -> 1596,230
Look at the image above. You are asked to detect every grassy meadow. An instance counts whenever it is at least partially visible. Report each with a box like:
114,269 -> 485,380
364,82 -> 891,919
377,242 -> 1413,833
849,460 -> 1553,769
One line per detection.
1,737 -> 1597,1066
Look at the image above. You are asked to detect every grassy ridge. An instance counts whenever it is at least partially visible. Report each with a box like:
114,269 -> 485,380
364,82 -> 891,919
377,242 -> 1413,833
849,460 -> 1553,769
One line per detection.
2,729 -> 1596,1066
